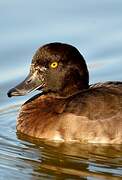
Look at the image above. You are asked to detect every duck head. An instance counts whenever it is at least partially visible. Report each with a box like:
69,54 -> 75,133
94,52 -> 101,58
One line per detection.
8,42 -> 89,98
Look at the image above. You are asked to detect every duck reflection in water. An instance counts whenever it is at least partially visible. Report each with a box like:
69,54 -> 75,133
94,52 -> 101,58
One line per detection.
17,133 -> 122,179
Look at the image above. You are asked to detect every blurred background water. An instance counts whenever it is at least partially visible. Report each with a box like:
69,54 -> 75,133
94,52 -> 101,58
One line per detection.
0,0 -> 122,179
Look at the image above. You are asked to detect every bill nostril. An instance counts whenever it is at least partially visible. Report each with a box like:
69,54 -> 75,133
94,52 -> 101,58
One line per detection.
26,79 -> 32,84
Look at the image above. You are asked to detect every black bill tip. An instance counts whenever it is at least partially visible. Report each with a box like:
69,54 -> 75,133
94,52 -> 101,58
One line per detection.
7,88 -> 23,98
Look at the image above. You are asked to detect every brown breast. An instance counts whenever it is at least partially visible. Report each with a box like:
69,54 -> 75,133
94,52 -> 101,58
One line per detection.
17,83 -> 122,143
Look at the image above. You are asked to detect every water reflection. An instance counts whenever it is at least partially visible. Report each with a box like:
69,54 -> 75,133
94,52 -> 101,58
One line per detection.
16,133 -> 122,179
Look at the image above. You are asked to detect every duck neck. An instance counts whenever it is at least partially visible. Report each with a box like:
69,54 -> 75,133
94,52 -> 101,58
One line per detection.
58,67 -> 89,97
59,80 -> 89,98
46,75 -> 89,98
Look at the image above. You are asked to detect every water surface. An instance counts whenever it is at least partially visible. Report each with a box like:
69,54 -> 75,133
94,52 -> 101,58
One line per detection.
0,0 -> 122,179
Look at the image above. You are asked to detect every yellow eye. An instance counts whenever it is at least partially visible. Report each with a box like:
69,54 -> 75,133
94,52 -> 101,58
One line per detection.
50,62 -> 58,69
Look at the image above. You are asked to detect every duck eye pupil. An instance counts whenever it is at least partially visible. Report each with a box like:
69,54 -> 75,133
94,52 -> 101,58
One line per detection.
51,62 -> 58,68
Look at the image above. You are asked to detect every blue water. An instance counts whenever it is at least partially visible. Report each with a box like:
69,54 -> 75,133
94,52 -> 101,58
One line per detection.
0,0 -> 122,179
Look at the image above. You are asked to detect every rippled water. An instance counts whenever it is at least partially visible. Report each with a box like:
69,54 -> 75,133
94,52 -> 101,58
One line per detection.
0,0 -> 122,179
